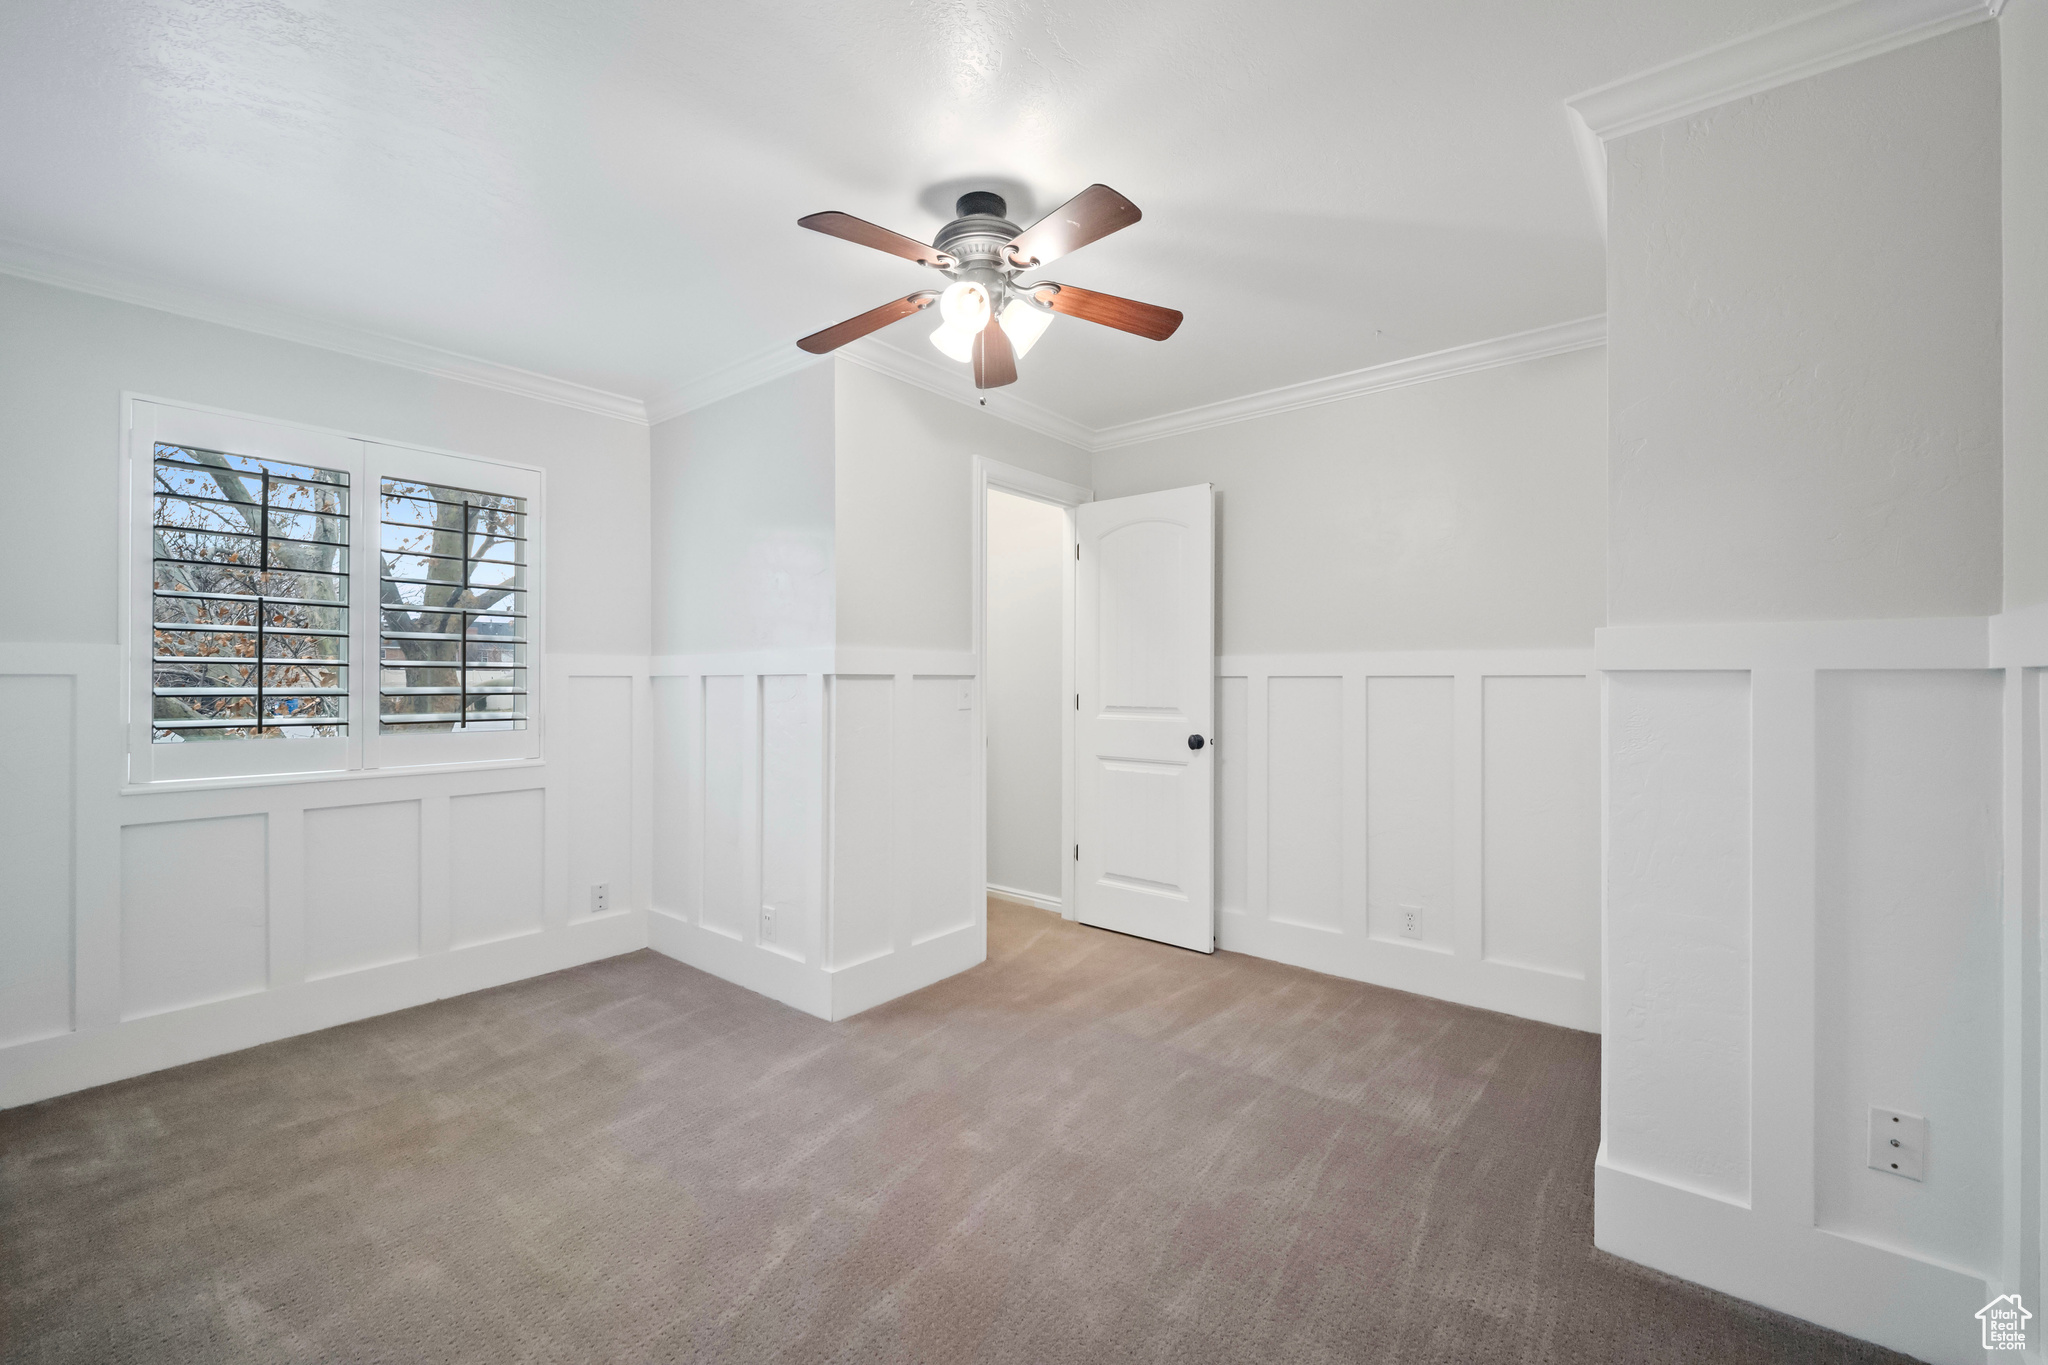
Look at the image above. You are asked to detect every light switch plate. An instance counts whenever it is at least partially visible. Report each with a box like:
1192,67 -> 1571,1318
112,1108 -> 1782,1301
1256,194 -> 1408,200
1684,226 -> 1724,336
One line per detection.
1868,1107 -> 1926,1181
591,883 -> 610,915
955,679 -> 973,710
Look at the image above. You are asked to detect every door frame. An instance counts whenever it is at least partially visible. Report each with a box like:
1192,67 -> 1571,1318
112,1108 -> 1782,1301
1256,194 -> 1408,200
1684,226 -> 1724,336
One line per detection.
972,456 -> 1092,922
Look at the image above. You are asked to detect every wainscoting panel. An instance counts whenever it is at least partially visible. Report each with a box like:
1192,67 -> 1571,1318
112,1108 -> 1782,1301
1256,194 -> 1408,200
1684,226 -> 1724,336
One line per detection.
648,649 -> 986,1024
0,673 -> 75,1047
829,675 -> 897,971
1594,621 -> 2008,1365
449,789 -> 545,948
0,646 -> 650,1110
1813,670 -> 2001,1279
1604,669 -> 1753,1205
1265,676 -> 1345,935
1481,675 -> 1598,979
700,675 -> 750,942
1216,676 -> 1249,916
650,674 -> 698,923
1365,675 -> 1456,950
564,674 -> 634,922
303,800 -> 420,979
121,813 -> 270,1020
900,676 -> 978,946
760,675 -> 817,963
1215,651 -> 1600,1032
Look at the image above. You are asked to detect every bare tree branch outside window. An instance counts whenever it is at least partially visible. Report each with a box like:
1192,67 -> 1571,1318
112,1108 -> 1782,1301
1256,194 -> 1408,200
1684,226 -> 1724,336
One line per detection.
378,479 -> 528,733
151,444 -> 348,742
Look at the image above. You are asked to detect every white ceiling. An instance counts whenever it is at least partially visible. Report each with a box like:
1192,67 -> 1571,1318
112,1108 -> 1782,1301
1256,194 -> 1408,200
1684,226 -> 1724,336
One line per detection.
0,0 -> 1836,431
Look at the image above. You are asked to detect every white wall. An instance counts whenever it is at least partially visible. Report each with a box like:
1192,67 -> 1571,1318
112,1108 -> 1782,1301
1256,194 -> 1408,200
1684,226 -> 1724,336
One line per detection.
985,488 -> 1066,903
833,359 -> 1092,651
1607,28 -> 2001,626
643,360 -> 1066,1019
2001,1 -> 2048,1345
0,275 -> 652,1107
1091,347 -> 1607,654
650,365 -> 835,655
1596,26 -> 2005,1365
2010,0 -> 2048,612
1088,349 -> 1607,1030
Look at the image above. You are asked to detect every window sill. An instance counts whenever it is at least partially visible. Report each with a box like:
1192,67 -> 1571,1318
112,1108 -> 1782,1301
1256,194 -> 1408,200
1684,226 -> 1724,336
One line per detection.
119,754 -> 546,798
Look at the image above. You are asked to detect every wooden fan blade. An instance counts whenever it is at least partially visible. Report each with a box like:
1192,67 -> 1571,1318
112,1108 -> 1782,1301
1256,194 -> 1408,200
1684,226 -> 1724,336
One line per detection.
796,292 -> 938,355
1004,185 -> 1141,268
798,211 -> 954,268
973,313 -> 1017,389
1032,283 -> 1182,340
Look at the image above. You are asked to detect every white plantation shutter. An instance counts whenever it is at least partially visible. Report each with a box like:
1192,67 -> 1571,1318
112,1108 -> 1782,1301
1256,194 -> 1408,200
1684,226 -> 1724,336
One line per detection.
150,443 -> 351,741
129,400 -> 544,785
377,477 -> 530,732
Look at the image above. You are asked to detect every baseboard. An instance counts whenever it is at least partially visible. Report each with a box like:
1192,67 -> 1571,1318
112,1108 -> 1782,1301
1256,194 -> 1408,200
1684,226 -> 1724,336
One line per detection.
1218,913 -> 1597,1032
647,913 -> 985,1023
828,921 -> 986,1020
986,883 -> 1062,914
0,911 -> 648,1110
1594,1155 -> 1990,1365
647,910 -> 831,1020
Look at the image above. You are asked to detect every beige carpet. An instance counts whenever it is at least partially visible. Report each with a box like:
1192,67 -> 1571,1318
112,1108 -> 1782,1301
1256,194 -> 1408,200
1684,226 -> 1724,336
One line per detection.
2,900 -> 1913,1364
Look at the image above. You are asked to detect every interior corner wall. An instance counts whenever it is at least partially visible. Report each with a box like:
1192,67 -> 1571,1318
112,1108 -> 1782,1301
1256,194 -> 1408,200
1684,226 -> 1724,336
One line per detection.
650,363 -> 836,657
1087,348 -> 1608,1032
646,359 -> 1081,1020
0,273 -> 652,1109
2009,0 -> 2048,613
645,365 -> 839,1018
1595,26 -> 2003,1365
830,357 -> 1090,653
823,359 -> 1089,1012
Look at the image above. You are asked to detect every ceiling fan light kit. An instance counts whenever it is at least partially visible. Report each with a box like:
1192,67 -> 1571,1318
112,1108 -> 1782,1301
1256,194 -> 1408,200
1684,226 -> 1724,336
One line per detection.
796,186 -> 1183,389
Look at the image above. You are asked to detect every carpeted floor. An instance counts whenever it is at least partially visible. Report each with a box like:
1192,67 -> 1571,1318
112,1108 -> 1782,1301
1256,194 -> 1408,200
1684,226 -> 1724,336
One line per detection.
1,900 -> 1914,1364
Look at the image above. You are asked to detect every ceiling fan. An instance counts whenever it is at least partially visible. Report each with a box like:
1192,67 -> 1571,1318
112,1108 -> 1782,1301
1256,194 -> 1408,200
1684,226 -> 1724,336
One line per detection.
794,185 -> 1183,389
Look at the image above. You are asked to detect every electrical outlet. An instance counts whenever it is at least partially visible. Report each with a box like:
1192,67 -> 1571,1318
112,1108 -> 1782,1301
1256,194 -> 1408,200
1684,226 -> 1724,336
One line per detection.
590,883 -> 610,915
760,906 -> 776,944
1399,905 -> 1423,940
1868,1107 -> 1926,1181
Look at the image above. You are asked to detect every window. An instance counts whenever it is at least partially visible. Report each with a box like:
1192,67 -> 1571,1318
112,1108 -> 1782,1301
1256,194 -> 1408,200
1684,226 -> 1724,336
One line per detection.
378,477 -> 529,732
128,400 -> 542,785
151,443 -> 351,742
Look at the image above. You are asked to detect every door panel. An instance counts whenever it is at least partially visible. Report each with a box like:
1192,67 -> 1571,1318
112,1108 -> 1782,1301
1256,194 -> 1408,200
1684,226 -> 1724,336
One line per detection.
1075,485 -> 1215,952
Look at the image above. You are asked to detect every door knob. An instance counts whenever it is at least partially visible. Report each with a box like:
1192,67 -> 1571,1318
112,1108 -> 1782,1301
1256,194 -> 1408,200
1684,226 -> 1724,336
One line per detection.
1188,734 -> 1206,750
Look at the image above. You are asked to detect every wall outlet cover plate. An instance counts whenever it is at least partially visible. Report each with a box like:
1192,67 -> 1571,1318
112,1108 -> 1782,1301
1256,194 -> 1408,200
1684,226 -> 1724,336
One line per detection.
1868,1107 -> 1926,1181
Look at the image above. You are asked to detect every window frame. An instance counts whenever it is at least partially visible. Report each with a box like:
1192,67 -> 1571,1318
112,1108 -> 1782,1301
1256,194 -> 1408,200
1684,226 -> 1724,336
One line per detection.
124,397 -> 545,789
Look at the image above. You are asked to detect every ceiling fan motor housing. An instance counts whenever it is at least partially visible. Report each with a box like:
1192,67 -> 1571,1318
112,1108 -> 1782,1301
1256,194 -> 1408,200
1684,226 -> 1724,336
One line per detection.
935,193 -> 1026,305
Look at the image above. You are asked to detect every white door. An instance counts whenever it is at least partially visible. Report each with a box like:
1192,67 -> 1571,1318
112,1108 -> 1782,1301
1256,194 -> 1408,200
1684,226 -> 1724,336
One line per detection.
1073,484 -> 1215,952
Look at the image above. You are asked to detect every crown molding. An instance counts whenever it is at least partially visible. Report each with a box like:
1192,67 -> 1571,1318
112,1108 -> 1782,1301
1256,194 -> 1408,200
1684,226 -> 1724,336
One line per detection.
1564,0 -> 2000,225
835,337 -> 1097,450
644,343 -> 826,424
1568,0 -> 1998,143
1090,315 -> 1607,453
0,236 -> 650,424
3,235 -> 1606,453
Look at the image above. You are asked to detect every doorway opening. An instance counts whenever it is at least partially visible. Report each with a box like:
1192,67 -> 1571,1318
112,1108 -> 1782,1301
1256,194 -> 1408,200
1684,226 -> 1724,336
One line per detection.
973,459 -> 1089,921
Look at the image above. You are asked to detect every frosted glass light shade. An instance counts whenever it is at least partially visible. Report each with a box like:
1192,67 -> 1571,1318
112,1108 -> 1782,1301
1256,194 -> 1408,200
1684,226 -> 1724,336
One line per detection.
930,320 -> 976,362
938,280 -> 990,331
999,299 -> 1054,358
